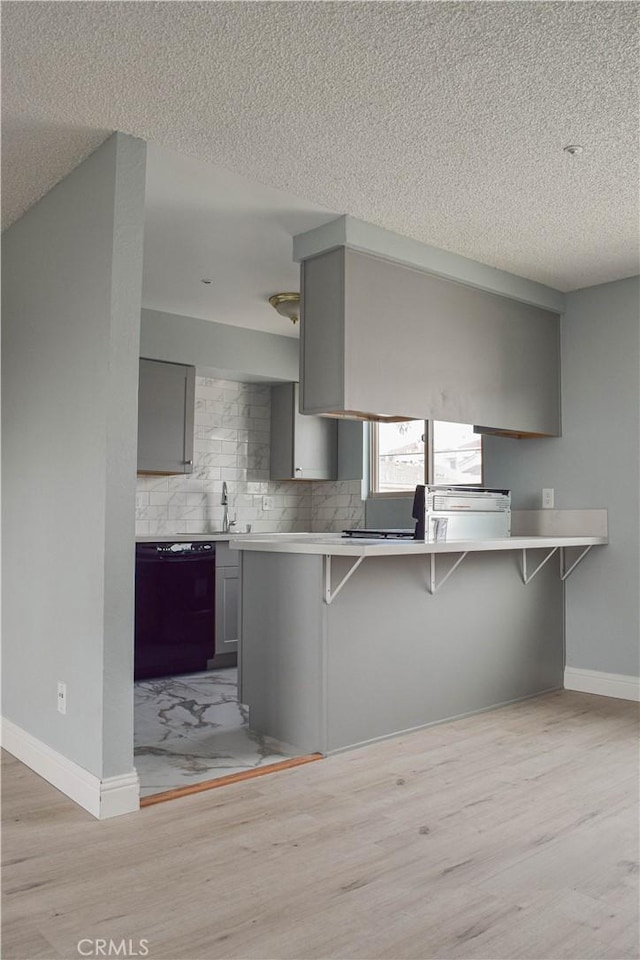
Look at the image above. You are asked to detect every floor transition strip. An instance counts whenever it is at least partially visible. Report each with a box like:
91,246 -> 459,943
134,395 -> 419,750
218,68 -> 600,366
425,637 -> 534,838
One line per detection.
139,753 -> 323,807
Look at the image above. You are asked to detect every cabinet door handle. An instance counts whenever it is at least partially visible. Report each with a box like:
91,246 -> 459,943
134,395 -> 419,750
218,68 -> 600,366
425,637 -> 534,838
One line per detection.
183,459 -> 193,465
295,467 -> 302,473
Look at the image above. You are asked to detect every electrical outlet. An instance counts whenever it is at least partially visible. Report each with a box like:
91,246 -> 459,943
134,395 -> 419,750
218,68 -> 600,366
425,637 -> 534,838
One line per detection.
542,488 -> 554,509
262,496 -> 274,511
57,681 -> 67,715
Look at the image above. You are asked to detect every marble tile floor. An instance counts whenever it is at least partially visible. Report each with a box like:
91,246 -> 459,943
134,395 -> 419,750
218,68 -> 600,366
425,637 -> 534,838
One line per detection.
134,669 -> 300,798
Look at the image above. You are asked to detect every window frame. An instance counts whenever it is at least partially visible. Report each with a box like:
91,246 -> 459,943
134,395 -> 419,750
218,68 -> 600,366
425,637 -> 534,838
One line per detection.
369,420 -> 484,497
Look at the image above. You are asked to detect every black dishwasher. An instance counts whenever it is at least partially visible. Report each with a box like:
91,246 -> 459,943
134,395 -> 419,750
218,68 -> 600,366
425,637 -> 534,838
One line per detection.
134,542 -> 216,681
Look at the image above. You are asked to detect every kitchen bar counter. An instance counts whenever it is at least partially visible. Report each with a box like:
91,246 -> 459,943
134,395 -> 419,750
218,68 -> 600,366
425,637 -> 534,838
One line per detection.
230,532 -> 606,556
236,513 -> 607,757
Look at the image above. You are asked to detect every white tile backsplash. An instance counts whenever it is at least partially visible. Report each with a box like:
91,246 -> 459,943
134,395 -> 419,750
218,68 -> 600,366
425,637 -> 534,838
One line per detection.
136,377 -> 365,537
310,480 -> 365,532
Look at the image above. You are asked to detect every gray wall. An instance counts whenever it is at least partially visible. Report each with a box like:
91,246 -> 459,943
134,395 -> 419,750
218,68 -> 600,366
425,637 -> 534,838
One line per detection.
2,133 -> 146,778
140,308 -> 299,383
366,495 -> 414,530
485,276 -> 640,678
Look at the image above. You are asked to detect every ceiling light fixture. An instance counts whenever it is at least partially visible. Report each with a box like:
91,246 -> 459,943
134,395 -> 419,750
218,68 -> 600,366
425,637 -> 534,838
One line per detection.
563,145 -> 584,156
269,292 -> 300,324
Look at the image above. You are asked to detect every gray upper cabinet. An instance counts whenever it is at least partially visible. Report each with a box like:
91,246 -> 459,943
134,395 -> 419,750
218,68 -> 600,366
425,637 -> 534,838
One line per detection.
337,419 -> 365,481
300,247 -> 561,437
270,382 -> 337,480
137,358 -> 196,474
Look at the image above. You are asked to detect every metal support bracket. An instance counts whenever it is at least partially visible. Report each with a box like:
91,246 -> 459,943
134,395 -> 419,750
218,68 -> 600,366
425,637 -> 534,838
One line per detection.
428,552 -> 468,595
560,545 -> 593,581
521,547 -> 558,584
324,555 -> 365,605
323,542 -> 596,603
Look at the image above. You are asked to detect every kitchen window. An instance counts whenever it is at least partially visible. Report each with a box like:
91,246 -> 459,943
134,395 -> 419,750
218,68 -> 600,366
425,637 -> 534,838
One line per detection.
370,420 -> 483,495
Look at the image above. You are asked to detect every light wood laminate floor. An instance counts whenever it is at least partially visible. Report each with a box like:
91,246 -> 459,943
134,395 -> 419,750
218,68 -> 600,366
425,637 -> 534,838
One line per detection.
2,691 -> 639,960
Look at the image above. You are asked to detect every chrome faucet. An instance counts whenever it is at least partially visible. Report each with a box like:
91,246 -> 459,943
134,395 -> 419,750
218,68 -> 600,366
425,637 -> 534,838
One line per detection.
221,481 -> 237,533
221,481 -> 229,533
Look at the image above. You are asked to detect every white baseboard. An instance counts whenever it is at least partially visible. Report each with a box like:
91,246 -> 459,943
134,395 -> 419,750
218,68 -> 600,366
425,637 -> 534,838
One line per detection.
99,770 -> 140,819
1,718 -> 139,818
564,667 -> 640,702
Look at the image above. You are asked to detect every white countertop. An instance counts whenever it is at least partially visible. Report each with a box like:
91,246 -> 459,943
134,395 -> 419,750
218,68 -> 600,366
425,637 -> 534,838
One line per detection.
228,532 -> 608,556
136,533 -> 239,543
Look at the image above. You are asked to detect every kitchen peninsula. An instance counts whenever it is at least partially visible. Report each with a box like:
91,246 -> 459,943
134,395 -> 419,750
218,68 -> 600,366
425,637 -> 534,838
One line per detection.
233,514 -> 607,756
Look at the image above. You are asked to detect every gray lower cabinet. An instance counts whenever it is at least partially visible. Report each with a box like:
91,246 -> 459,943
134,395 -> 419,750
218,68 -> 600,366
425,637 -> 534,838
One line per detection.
208,542 -> 239,668
137,358 -> 196,474
215,567 -> 239,656
270,381 -> 337,480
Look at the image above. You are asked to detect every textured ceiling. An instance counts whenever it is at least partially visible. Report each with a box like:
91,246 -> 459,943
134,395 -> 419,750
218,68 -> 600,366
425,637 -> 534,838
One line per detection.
2,1 -> 639,291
